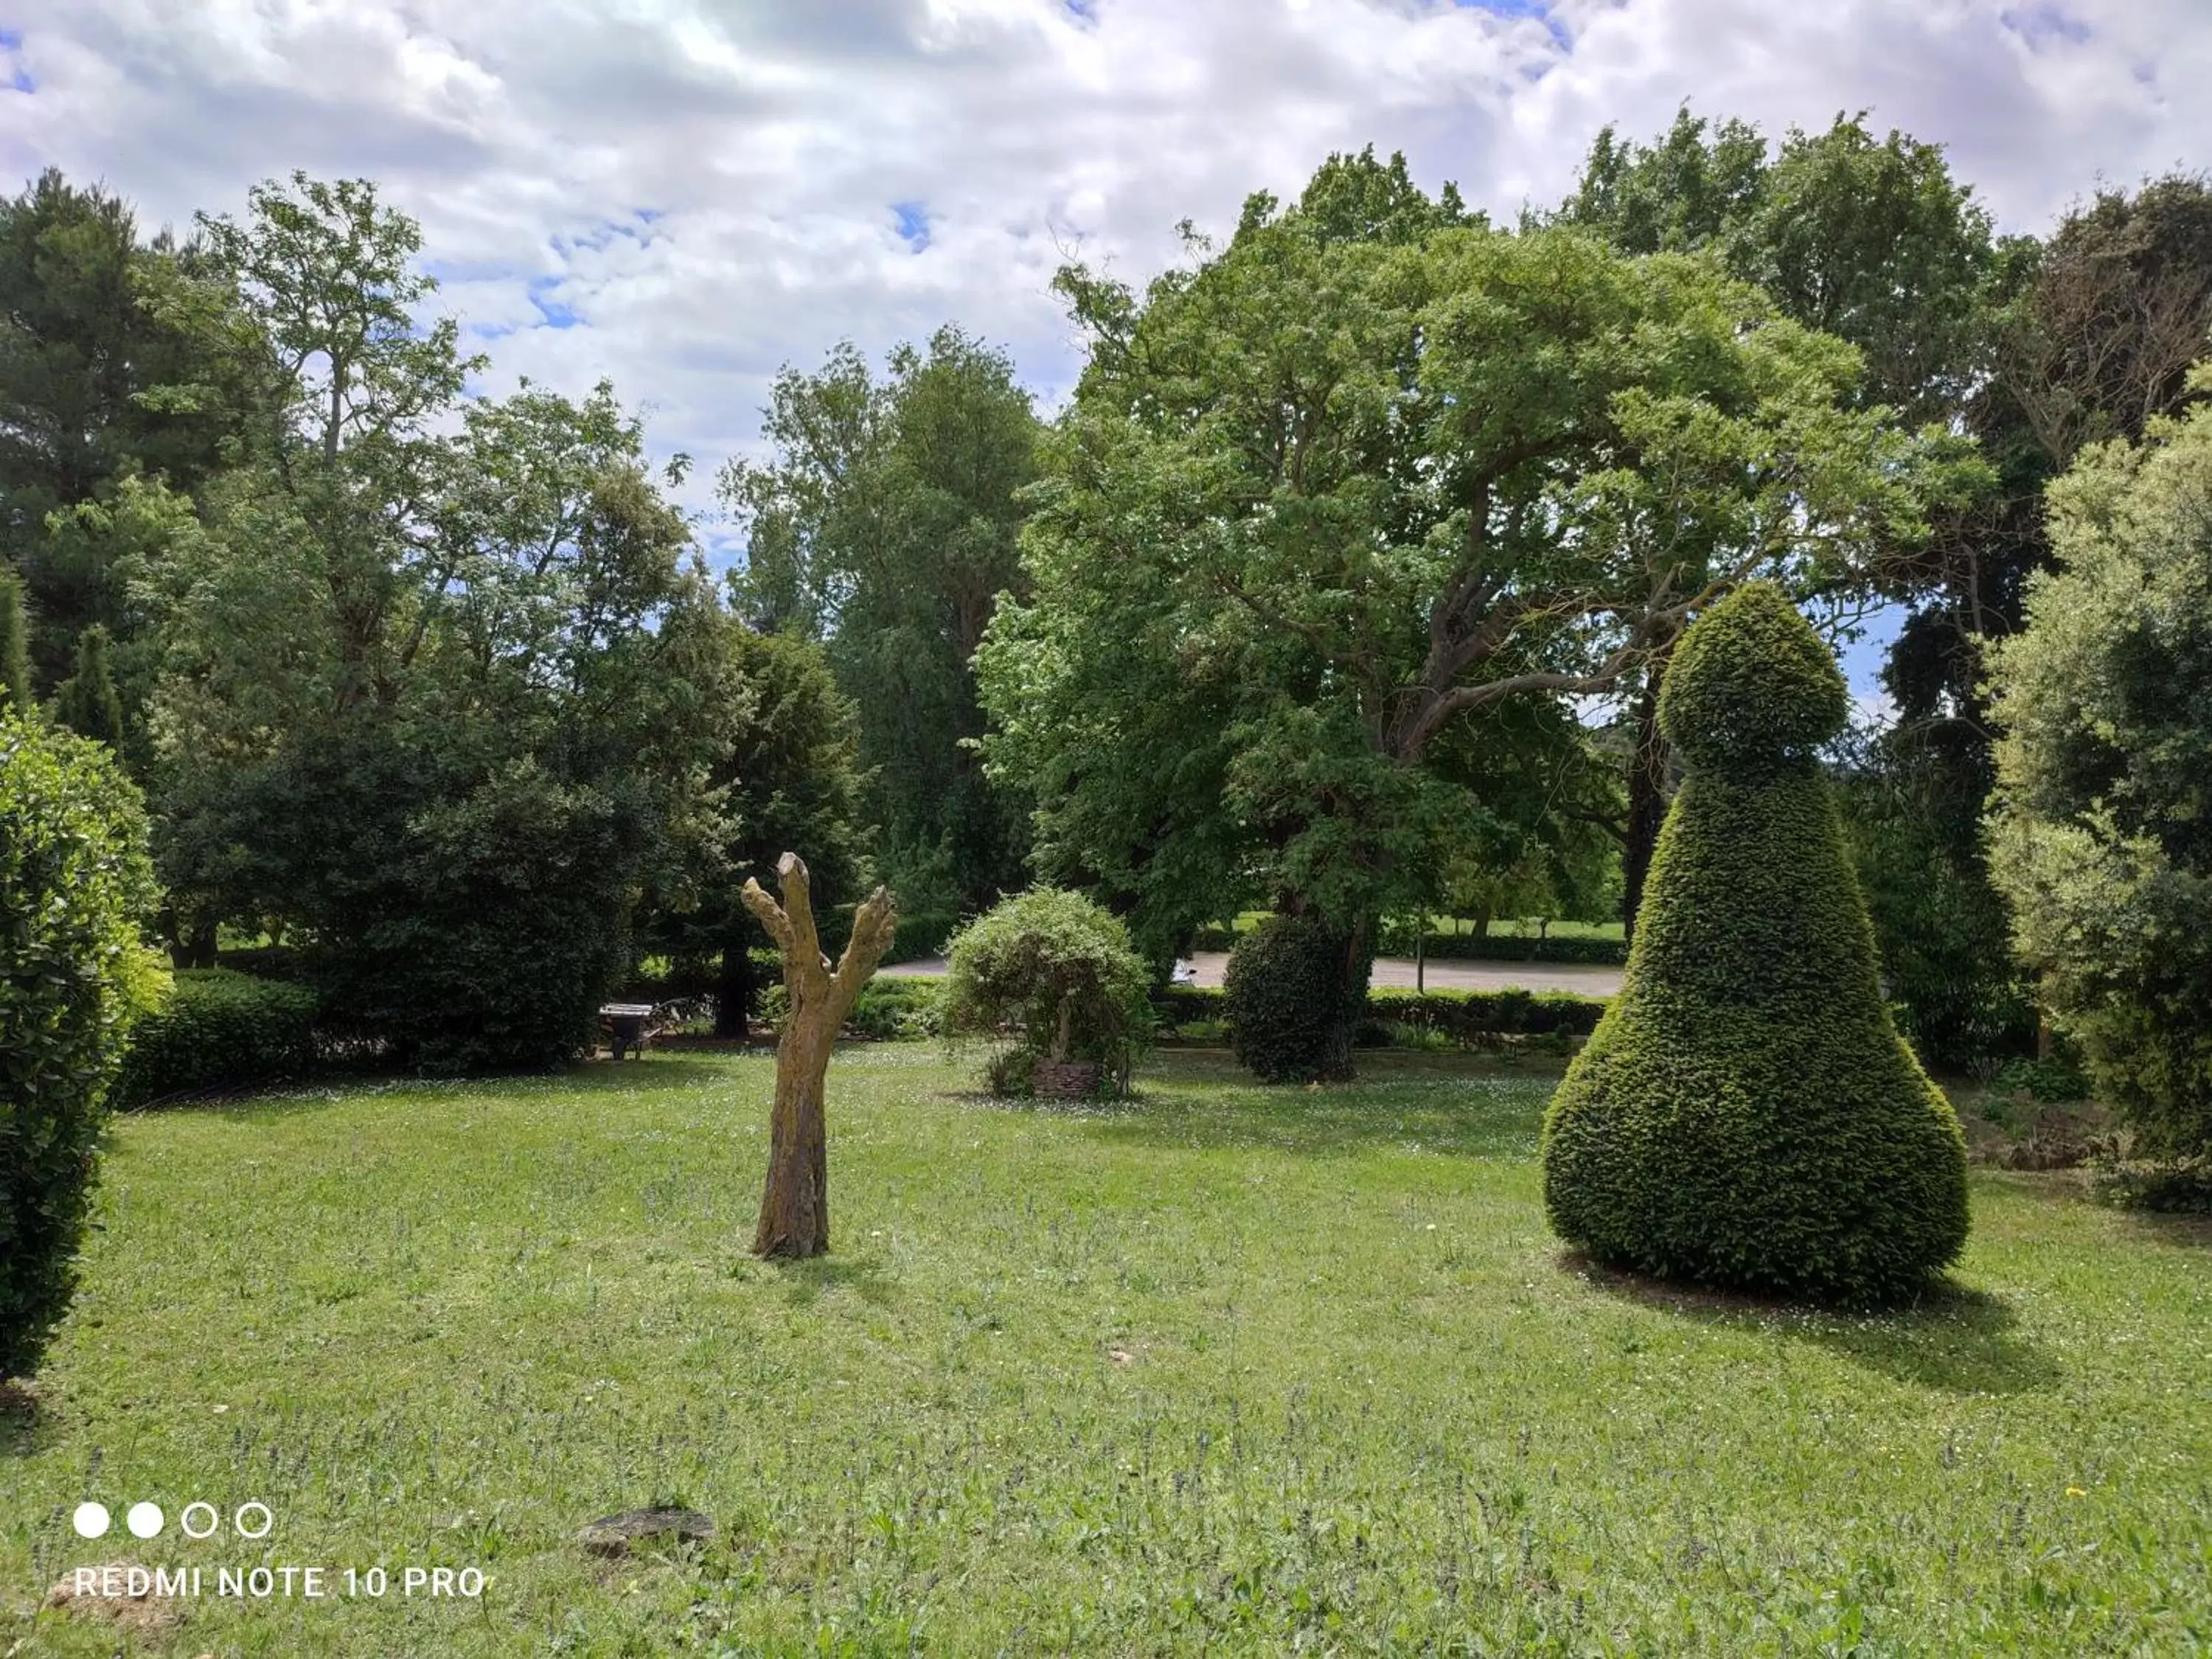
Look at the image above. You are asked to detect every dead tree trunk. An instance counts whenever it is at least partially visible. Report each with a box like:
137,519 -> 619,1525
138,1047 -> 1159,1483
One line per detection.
740,853 -> 897,1259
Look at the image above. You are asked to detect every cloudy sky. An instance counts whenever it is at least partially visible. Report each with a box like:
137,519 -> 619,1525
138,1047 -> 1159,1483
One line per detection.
0,0 -> 2206,664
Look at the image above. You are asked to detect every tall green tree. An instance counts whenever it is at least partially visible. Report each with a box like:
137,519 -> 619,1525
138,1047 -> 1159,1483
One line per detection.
981,157 -> 1973,1025
1557,108 -> 2003,946
0,564 -> 29,714
0,169 -> 246,681
52,622 -> 123,748
720,326 -> 1041,917
1879,175 -> 2212,1062
636,608 -> 872,1037
142,175 -> 722,1066
1988,372 -> 2212,1160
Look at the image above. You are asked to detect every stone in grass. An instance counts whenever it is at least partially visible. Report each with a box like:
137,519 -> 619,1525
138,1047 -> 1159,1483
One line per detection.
42,1562 -> 184,1635
576,1507 -> 716,1558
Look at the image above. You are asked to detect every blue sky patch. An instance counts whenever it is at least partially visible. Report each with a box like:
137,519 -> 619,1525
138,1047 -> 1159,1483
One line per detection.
1453,0 -> 1569,50
892,201 -> 931,252
529,276 -> 580,330
1998,6 -> 2090,48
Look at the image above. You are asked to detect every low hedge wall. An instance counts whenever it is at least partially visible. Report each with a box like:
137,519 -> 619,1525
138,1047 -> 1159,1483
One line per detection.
1373,926 -> 1627,966
1191,924 -> 1627,967
1152,982 -> 1608,1040
114,967 -> 321,1106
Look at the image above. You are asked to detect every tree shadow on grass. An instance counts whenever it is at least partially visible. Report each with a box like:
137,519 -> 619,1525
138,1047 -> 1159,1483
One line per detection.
0,1380 -> 51,1460
768,1253 -> 896,1312
989,1050 -> 1559,1160
1564,1253 -> 2062,1397
131,1053 -> 738,1124
2120,1209 -> 2212,1251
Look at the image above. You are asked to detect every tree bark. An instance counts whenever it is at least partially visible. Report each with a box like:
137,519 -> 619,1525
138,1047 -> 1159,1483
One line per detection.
740,853 -> 897,1259
1621,646 -> 1677,942
714,928 -> 754,1040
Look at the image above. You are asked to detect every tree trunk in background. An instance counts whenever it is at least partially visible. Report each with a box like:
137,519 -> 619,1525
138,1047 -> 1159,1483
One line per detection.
741,853 -> 898,1259
1325,914 -> 1373,1082
171,919 -> 218,970
1621,645 -> 1677,942
714,929 -> 754,1040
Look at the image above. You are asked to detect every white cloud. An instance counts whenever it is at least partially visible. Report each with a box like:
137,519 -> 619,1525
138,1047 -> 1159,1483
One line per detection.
0,0 -> 2207,562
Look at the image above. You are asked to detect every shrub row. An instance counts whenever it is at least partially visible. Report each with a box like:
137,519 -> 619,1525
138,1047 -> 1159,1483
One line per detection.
113,968 -> 321,1106
1375,925 -> 1628,966
759,974 -> 945,1041
1192,922 -> 1626,966
1155,982 -> 1607,1040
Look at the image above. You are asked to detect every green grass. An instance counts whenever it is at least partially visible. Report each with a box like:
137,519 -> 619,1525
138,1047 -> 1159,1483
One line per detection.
4,1047 -> 2208,1655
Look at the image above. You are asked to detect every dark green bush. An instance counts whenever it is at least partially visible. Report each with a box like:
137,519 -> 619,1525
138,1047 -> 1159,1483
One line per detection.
2,708 -> 164,1380
1223,914 -> 1370,1083
845,975 -> 943,1040
1367,987 -> 1605,1039
942,890 -> 1152,1094
2092,1156 -> 2212,1214
759,974 -> 942,1041
114,969 -> 320,1105
1541,583 -> 1970,1306
1992,1054 -> 2091,1105
196,720 -> 646,1075
891,911 -> 956,963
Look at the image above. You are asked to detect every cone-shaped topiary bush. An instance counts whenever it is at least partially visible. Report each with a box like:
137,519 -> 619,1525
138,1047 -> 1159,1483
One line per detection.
1541,582 -> 1969,1304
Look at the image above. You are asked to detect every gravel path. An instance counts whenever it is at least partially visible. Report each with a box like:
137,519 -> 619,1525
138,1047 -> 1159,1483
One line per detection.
882,951 -> 1623,998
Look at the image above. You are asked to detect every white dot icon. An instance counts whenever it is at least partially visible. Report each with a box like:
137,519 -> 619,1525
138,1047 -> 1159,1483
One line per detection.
126,1501 -> 164,1539
72,1502 -> 111,1538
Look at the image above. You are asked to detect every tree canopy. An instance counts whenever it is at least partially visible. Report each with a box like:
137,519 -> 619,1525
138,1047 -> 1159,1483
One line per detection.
721,327 -> 1042,917
1988,371 -> 2212,1158
981,153 -> 1976,967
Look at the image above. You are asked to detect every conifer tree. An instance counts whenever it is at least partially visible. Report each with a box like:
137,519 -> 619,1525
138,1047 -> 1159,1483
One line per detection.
53,622 -> 125,748
0,567 -> 30,715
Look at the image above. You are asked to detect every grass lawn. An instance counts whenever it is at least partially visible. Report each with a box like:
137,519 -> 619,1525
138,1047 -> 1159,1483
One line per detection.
4,1047 -> 2208,1656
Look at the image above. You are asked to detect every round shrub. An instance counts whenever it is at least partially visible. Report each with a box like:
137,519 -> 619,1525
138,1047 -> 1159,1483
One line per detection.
1224,912 -> 1371,1084
114,968 -> 320,1106
1,706 -> 165,1380
1540,582 -> 1969,1305
942,889 -> 1152,1096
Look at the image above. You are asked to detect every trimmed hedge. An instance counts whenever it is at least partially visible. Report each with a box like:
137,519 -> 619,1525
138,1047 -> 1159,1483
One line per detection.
2,708 -> 165,1381
1222,914 -> 1370,1083
1376,928 -> 1627,967
114,968 -> 321,1106
1158,983 -> 1607,1041
1200,919 -> 1626,965
1541,583 -> 1970,1306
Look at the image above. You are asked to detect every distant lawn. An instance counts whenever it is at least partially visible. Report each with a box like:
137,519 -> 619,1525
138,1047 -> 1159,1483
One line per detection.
4,1048 -> 2208,1655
